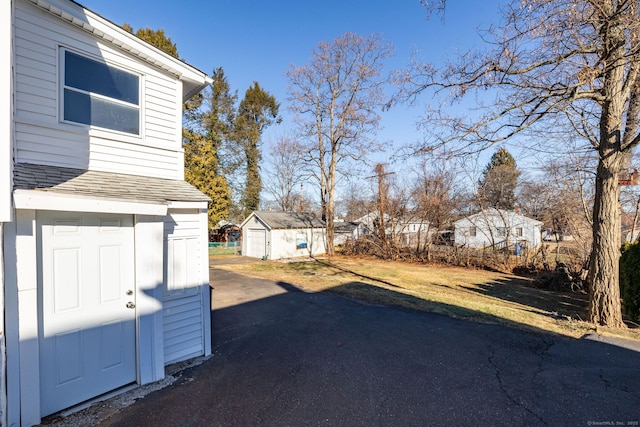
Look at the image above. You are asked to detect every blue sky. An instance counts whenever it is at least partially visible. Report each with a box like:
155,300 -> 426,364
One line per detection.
79,0 -> 508,197
80,0 -> 503,144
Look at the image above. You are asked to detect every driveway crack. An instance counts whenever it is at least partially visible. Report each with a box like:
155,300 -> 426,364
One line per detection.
489,344 -> 549,425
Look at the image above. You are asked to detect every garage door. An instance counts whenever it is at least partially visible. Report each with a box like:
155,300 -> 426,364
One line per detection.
247,229 -> 267,258
38,212 -> 136,416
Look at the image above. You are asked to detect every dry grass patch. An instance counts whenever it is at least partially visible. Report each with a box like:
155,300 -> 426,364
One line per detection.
215,255 -> 640,341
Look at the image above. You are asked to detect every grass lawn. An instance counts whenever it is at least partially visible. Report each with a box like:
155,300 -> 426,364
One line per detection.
213,255 -> 640,342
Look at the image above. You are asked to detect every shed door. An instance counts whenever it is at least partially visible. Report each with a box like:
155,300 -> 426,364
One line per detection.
38,212 -> 136,416
247,229 -> 267,258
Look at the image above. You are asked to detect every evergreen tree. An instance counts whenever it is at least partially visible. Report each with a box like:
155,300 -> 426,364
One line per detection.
122,24 -> 179,58
478,148 -> 520,210
234,82 -> 280,217
183,129 -> 231,229
123,25 -> 232,230
183,68 -> 235,229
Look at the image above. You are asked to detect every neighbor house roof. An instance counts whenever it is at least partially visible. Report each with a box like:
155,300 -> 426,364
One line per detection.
243,211 -> 325,229
13,163 -> 210,204
333,221 -> 362,233
454,208 -> 543,226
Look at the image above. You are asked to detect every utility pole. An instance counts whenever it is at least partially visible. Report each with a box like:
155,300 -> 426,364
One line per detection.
367,163 -> 394,243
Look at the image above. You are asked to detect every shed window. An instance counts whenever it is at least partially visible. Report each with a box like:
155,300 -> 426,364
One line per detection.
296,233 -> 307,249
62,50 -> 140,135
515,227 -> 523,237
469,226 -> 477,237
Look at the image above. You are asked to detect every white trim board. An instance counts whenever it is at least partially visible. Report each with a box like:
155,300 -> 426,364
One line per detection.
14,190 -> 168,215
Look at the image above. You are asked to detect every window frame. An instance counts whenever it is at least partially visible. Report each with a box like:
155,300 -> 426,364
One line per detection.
59,48 -> 142,137
469,226 -> 477,237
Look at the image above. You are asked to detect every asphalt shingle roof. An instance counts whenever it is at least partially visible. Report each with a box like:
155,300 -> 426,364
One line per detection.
14,163 -> 210,204
252,211 -> 325,229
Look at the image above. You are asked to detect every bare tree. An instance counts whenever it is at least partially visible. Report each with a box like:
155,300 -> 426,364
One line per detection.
411,157 -> 462,250
264,135 -> 307,212
340,179 -> 374,221
400,0 -> 640,327
543,158 -> 595,269
287,32 -> 394,255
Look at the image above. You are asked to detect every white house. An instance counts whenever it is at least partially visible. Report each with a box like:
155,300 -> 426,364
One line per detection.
241,211 -> 326,260
333,220 -> 367,246
454,208 -> 543,250
2,1 -> 213,424
353,212 -> 431,247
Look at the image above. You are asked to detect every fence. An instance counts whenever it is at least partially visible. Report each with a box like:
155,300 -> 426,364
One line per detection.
208,241 -> 241,256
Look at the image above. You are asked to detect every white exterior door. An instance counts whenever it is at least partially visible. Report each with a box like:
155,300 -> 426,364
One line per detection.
38,212 -> 136,416
247,229 -> 267,258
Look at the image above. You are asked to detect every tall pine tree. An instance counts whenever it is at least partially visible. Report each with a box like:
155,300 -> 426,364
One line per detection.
234,82 -> 280,217
478,148 -> 520,210
125,23 -> 232,229
183,68 -> 235,229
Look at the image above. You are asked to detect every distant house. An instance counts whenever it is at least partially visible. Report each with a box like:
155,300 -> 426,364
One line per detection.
333,220 -> 368,245
353,212 -> 431,247
210,223 -> 241,243
241,211 -> 327,260
2,0 -> 212,423
454,208 -> 543,250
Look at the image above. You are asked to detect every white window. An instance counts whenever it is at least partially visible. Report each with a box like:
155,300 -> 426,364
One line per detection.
515,227 -> 523,237
497,227 -> 507,237
61,49 -> 140,135
469,226 -> 477,237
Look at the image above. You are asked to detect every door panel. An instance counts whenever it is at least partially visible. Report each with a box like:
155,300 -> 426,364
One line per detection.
247,229 -> 266,258
38,212 -> 136,416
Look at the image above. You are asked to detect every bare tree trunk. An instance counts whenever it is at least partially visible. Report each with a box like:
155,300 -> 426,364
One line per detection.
588,152 -> 625,328
325,146 -> 338,257
630,195 -> 640,243
326,203 -> 335,256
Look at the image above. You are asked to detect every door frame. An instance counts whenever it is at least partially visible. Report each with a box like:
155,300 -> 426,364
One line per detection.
5,208 -> 168,425
36,211 -> 137,416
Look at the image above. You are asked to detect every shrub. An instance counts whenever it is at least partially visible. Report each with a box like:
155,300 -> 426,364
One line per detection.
620,242 -> 640,322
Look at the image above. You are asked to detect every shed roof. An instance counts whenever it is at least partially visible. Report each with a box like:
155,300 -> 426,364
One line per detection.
245,211 -> 325,230
14,163 -> 210,204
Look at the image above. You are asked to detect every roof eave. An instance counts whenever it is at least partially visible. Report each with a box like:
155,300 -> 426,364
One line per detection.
31,0 -> 211,101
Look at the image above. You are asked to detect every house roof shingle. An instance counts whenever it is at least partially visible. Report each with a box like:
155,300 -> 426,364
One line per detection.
14,163 -> 210,204
454,208 -> 543,226
249,211 -> 325,229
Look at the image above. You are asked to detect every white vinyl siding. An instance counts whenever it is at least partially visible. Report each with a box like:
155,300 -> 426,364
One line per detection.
163,298 -> 205,364
163,211 -> 205,364
454,209 -> 543,249
13,0 -> 184,179
269,228 -> 326,260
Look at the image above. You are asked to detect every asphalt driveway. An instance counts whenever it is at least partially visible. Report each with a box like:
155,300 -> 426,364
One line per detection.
94,266 -> 640,426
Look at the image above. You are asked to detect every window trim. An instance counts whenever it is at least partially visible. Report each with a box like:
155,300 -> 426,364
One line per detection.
59,47 -> 142,137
